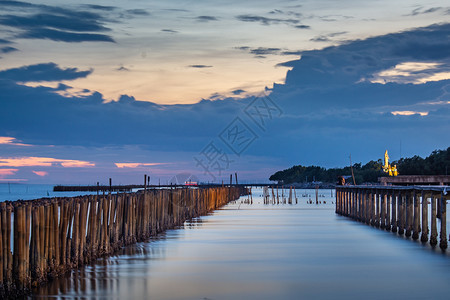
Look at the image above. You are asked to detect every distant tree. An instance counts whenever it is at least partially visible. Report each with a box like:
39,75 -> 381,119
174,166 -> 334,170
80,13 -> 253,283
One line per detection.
269,147 -> 449,184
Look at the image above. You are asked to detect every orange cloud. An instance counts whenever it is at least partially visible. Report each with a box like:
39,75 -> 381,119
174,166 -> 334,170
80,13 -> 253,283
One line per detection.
0,168 -> 19,178
115,162 -> 165,168
0,137 -> 31,147
0,157 -> 95,168
32,171 -> 48,177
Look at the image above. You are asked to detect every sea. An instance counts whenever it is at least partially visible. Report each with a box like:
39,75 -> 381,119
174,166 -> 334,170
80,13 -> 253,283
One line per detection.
2,184 -> 450,299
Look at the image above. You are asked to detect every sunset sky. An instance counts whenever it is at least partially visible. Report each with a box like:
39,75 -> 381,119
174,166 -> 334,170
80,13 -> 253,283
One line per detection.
0,0 -> 449,184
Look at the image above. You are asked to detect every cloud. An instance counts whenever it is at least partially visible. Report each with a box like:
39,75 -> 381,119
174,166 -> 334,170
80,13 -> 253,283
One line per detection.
409,6 -> 445,16
32,170 -> 48,176
127,9 -> 150,16
368,62 -> 450,84
0,168 -> 19,178
232,89 -> 246,95
0,62 -> 92,82
0,1 -> 116,43
188,65 -> 213,68
294,25 -> 310,29
161,29 -> 178,33
83,4 -> 116,11
0,38 -> 12,44
280,50 -> 302,56
0,136 -> 31,146
196,16 -> 218,22
310,31 -> 347,42
16,28 -> 115,43
236,14 -> 299,26
116,65 -> 130,71
115,163 -> 165,168
250,47 -> 281,55
0,157 -> 94,167
0,13 -> 111,32
0,46 -> 18,53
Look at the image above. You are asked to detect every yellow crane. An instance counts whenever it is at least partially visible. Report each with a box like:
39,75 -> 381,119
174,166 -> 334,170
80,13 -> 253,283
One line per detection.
383,150 -> 398,176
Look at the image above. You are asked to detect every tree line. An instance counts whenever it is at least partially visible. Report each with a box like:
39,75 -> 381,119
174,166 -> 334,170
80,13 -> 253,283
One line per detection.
269,147 -> 449,184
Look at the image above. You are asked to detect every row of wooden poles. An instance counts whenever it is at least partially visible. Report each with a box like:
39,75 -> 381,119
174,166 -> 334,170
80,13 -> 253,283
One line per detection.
263,186 -> 298,204
0,186 -> 242,297
336,186 -> 449,249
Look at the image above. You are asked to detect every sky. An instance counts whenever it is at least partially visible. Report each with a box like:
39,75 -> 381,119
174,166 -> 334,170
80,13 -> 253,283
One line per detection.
0,0 -> 449,184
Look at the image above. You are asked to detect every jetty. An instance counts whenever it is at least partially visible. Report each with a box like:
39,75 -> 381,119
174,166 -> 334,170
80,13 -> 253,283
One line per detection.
336,184 -> 449,249
0,185 -> 245,298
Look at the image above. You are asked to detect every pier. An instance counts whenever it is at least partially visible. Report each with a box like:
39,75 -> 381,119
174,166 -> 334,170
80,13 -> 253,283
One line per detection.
0,186 -> 243,298
336,185 -> 449,249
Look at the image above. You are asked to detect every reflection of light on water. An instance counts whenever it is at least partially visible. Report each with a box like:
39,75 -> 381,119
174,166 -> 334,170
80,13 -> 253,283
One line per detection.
32,188 -> 450,299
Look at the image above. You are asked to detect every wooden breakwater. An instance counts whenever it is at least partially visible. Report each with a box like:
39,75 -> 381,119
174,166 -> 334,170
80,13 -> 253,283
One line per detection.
336,186 -> 449,249
0,186 -> 243,297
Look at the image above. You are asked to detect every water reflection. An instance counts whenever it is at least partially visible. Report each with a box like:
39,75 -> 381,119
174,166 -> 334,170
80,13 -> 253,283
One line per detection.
31,188 -> 450,300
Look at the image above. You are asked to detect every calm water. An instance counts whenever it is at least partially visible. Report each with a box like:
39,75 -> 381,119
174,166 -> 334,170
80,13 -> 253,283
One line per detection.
29,188 -> 450,299
0,183 -> 132,202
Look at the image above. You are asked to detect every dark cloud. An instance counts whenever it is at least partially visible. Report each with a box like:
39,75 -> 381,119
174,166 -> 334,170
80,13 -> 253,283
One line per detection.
0,38 -> 12,44
281,50 -> 302,56
196,16 -> 218,22
0,46 -> 18,53
0,62 -> 92,82
250,47 -> 281,55
231,89 -> 245,95
294,25 -> 310,29
116,65 -> 130,71
127,9 -> 150,16
161,29 -> 178,33
0,1 -> 116,43
0,1 -> 35,8
409,6 -> 443,16
268,9 -> 301,18
236,14 -> 299,25
310,31 -> 347,42
83,4 -> 116,11
188,65 -> 213,68
310,36 -> 330,42
0,14 -> 111,32
17,28 -> 115,43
